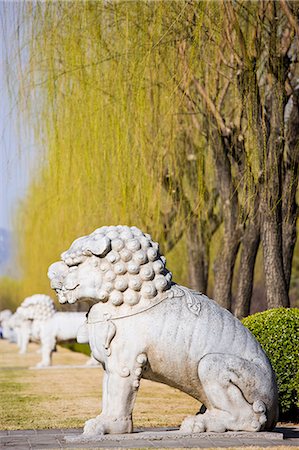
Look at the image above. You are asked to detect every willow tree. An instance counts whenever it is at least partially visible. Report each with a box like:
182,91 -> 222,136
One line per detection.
8,1 -> 208,298
173,0 -> 299,313
7,1 -> 299,313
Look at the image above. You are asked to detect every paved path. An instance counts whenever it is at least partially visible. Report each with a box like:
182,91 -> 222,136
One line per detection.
1,426 -> 298,449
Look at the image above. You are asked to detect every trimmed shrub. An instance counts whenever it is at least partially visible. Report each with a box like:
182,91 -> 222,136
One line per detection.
59,342 -> 91,356
242,308 -> 299,421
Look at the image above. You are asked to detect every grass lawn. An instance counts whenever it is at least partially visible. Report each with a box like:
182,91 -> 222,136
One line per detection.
0,339 -> 199,430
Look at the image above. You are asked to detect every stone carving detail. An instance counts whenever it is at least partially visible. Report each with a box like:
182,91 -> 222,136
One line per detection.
12,294 -> 87,367
181,287 -> 203,316
48,225 -> 278,437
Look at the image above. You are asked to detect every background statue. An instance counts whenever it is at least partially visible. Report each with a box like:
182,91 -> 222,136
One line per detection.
13,294 -> 86,367
0,309 -> 15,341
48,225 -> 278,436
8,309 -> 31,353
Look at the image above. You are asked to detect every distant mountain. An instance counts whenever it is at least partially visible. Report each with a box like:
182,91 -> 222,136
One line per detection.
0,228 -> 11,274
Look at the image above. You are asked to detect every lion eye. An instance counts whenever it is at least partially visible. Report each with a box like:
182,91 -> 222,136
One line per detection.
64,279 -> 80,290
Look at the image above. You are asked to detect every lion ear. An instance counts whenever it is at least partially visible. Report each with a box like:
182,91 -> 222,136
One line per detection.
84,236 -> 111,257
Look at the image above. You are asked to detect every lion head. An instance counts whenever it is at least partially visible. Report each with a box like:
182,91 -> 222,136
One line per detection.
18,294 -> 56,320
48,225 -> 172,307
0,309 -> 12,323
7,311 -> 24,329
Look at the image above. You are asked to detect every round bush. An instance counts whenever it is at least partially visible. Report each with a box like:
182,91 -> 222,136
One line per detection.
242,308 -> 299,421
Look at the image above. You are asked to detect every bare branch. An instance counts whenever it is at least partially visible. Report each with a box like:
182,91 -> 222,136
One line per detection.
217,53 -> 235,111
223,0 -> 249,65
192,77 -> 231,136
280,0 -> 299,37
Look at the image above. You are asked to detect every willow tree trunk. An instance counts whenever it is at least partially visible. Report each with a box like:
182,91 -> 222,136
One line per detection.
282,169 -> 298,292
213,227 -> 240,311
282,91 -> 299,291
261,215 -> 289,308
260,146 -> 290,308
186,219 -> 209,293
212,134 -> 241,311
234,221 -> 260,319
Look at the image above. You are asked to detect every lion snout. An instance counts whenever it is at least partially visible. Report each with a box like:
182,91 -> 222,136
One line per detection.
48,261 -> 69,284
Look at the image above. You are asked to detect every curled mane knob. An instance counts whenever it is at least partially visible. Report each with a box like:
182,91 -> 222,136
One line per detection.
141,282 -> 157,299
107,251 -> 120,264
98,290 -> 109,302
126,239 -> 141,252
104,270 -> 116,282
134,250 -> 148,265
114,262 -> 127,275
120,249 -> 132,262
114,277 -> 128,292
123,290 -> 139,305
147,247 -> 158,261
127,262 -> 140,274
128,276 -> 142,291
110,290 -> 124,306
155,275 -> 169,292
111,238 -> 125,252
153,260 -> 164,274
139,266 -> 154,281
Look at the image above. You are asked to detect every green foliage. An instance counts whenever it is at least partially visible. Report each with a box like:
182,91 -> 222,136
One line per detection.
59,342 -> 90,357
9,1 -> 254,299
9,1 -> 209,297
0,277 -> 22,310
4,0 -> 298,308
242,308 -> 299,420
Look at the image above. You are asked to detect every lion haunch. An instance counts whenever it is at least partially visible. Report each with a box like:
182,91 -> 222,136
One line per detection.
48,225 -> 278,436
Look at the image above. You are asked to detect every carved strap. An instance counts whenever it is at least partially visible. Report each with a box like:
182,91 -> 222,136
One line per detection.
104,321 -> 116,356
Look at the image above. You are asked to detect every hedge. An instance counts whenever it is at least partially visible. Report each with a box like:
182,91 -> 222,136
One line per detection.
242,308 -> 299,421
59,342 -> 91,356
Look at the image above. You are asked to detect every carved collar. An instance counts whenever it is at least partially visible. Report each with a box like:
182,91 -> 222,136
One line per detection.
86,285 -> 184,324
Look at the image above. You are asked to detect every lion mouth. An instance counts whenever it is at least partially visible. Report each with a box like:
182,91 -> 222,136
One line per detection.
55,284 -> 80,304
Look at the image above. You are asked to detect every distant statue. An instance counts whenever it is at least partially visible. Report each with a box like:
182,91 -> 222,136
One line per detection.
0,309 -> 14,340
14,294 -> 87,367
8,309 -> 32,353
48,225 -> 278,437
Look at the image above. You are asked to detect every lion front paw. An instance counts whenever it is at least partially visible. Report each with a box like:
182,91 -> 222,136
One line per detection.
180,415 -> 206,433
35,362 -> 49,369
181,412 -> 229,433
83,416 -> 105,435
83,414 -> 132,436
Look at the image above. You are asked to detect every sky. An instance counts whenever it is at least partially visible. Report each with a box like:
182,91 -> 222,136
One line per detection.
0,85 -> 33,231
0,2 -> 36,231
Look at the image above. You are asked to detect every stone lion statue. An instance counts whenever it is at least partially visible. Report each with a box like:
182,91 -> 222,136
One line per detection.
0,309 -> 14,340
48,225 -> 278,437
8,309 -> 32,354
15,294 -> 87,367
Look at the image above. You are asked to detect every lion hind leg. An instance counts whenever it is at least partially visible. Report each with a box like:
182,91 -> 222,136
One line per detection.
181,353 -> 270,433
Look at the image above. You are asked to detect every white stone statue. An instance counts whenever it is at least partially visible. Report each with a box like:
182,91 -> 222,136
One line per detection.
48,225 -> 278,437
8,309 -> 32,353
15,294 -> 87,367
0,309 -> 15,340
